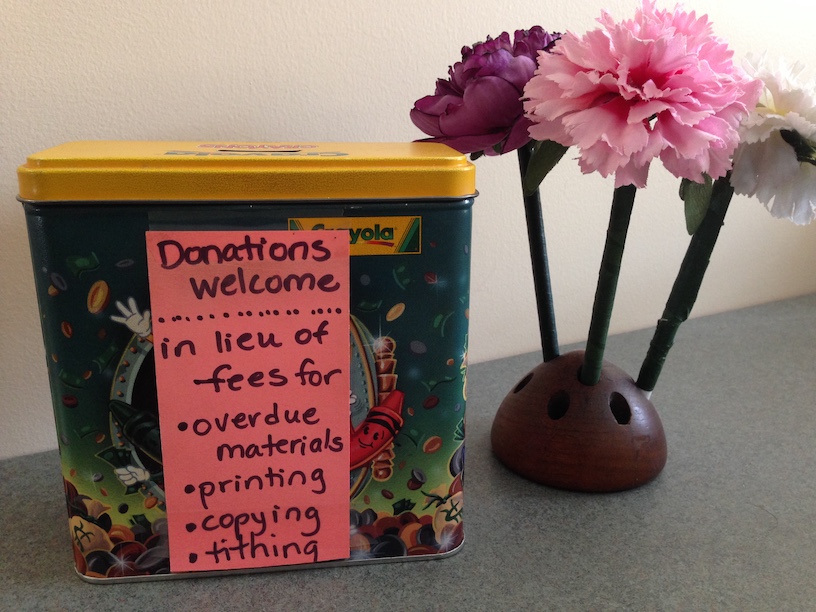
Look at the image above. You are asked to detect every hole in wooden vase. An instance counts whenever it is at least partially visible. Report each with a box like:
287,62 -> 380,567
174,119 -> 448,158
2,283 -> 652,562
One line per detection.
513,372 -> 534,393
547,390 -> 569,420
609,392 -> 631,425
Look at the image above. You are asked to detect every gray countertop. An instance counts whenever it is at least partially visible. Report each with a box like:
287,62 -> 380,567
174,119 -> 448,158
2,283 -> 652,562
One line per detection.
4,295 -> 816,610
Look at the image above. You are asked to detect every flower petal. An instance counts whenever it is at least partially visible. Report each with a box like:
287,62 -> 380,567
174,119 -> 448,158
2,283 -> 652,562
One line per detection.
564,97 -> 650,156
410,107 -> 443,138
500,117 -> 535,154
438,76 -> 521,137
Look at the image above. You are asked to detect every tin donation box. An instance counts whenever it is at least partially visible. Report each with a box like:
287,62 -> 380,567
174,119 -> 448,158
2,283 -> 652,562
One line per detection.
18,141 -> 475,581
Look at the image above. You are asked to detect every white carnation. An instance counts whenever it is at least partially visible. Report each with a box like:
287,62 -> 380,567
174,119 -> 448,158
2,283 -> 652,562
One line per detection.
731,55 -> 816,225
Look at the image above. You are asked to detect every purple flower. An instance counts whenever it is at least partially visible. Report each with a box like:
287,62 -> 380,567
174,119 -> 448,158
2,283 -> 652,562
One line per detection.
411,27 -> 560,156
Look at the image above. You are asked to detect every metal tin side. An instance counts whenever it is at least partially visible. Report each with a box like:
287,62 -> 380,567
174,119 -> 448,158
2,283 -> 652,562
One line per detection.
22,189 -> 472,581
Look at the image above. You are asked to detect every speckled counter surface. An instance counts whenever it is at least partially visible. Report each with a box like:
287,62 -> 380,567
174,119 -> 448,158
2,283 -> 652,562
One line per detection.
4,295 -> 816,611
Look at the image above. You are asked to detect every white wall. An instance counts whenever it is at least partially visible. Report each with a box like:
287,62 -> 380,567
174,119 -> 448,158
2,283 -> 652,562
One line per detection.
3,0 -> 816,459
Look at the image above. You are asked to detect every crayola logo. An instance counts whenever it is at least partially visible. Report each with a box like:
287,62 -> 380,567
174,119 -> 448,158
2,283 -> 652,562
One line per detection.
288,217 -> 421,256
348,224 -> 394,245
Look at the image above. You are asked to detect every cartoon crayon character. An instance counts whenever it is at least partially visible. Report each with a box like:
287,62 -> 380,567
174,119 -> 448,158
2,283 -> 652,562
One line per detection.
107,297 -> 160,492
349,390 -> 404,471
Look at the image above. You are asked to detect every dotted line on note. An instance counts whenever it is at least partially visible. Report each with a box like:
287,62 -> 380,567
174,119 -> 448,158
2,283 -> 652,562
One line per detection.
156,307 -> 343,324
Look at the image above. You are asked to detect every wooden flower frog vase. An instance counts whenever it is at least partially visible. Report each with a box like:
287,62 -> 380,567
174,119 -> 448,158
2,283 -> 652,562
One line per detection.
491,350 -> 667,492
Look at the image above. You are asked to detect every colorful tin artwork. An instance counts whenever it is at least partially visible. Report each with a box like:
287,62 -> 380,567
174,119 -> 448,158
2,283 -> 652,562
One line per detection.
18,141 -> 475,581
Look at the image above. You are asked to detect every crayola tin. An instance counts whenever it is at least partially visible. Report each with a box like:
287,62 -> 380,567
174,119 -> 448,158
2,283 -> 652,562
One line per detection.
18,141 -> 475,582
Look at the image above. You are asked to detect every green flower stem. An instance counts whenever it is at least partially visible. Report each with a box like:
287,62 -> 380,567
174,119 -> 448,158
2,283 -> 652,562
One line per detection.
580,184 -> 637,386
636,174 -> 734,393
517,142 -> 559,362
780,129 -> 816,166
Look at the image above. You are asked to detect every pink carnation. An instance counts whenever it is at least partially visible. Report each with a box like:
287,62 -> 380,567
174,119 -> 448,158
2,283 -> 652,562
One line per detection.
523,0 -> 762,188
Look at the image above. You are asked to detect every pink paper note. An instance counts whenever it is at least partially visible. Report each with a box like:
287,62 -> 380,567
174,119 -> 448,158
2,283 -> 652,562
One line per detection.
145,230 -> 350,573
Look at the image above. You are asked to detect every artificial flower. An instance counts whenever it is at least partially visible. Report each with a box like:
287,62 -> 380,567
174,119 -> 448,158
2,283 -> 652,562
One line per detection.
730,55 -> 816,225
411,27 -> 559,156
640,57 -> 816,392
523,0 -> 762,188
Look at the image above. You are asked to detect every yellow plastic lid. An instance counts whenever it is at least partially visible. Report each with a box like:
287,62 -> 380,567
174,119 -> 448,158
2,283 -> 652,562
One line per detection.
18,141 -> 476,203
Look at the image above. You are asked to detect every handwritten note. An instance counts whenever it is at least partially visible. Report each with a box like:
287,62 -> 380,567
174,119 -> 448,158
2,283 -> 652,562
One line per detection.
145,230 -> 350,573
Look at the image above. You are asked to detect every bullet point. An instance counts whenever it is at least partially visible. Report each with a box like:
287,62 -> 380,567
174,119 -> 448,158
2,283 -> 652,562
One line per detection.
177,422 -> 188,432
186,522 -> 197,532
189,553 -> 198,563
184,484 -> 195,494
